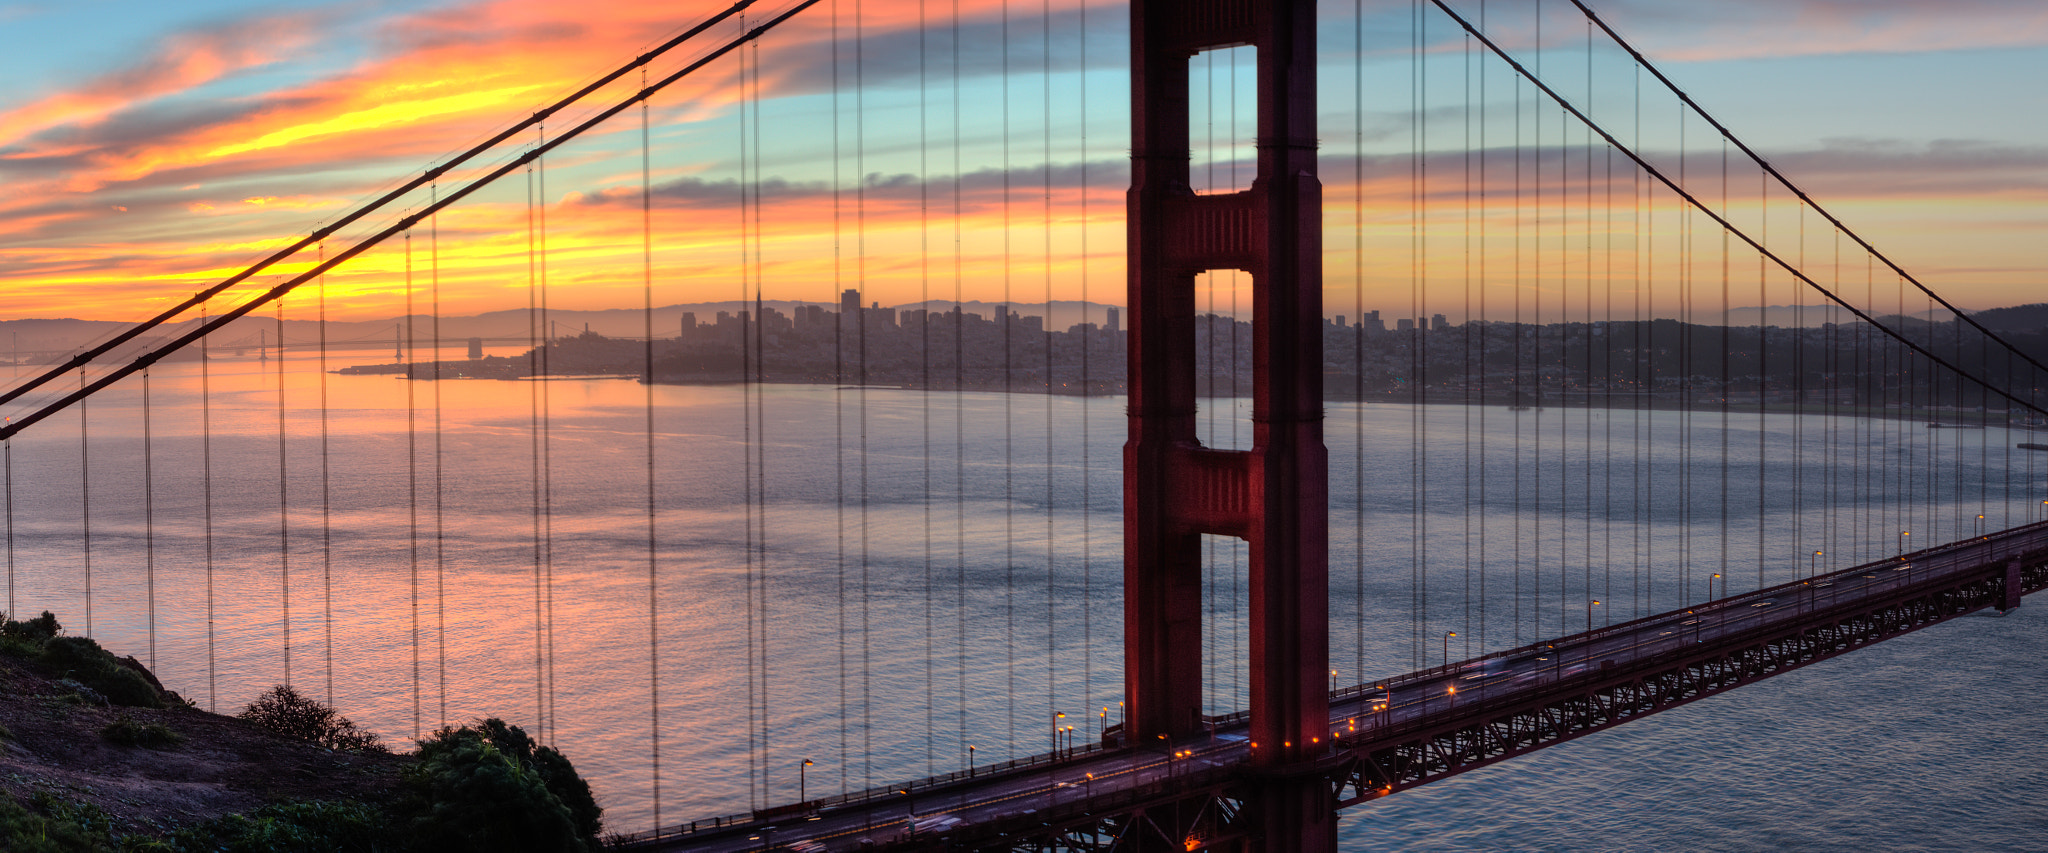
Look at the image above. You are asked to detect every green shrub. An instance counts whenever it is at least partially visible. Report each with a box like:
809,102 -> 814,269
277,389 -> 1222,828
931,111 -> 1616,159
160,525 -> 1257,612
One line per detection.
0,612 -> 59,659
38,636 -> 160,709
237,685 -> 384,752
0,794 -> 110,852
2,610 -> 62,641
0,613 -> 157,707
102,716 -> 185,749
397,719 -> 602,853
161,799 -> 391,853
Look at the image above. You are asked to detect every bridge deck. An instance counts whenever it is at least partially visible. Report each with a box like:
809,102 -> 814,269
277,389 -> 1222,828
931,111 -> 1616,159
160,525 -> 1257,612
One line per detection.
626,523 -> 2048,851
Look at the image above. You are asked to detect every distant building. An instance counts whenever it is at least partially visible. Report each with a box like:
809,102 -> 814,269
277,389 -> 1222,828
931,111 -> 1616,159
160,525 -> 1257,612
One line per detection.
1432,313 -> 1449,332
865,301 -> 896,330
1396,318 -> 1415,332
841,289 -> 861,315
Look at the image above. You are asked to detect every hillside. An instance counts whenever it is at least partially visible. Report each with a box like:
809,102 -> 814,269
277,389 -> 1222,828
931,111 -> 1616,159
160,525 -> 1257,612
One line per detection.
0,612 -> 607,852
0,623 -> 406,841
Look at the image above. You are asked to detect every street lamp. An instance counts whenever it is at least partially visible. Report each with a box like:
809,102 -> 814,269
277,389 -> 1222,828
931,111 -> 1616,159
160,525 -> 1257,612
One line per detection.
1977,514 -> 1986,538
1443,631 -> 1457,669
1899,530 -> 1909,555
799,759 -> 814,803
1054,712 -> 1065,754
1587,600 -> 1601,634
1811,550 -> 1821,577
968,745 -> 976,776
1099,707 -> 1107,743
1709,573 -> 1721,601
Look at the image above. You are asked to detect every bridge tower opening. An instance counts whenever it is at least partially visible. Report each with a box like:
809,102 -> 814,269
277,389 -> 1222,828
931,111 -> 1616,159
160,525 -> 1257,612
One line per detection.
1126,0 -> 1333,846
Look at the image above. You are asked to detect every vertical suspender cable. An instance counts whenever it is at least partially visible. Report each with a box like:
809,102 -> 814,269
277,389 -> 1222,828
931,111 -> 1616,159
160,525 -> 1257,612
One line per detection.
638,64 -> 662,831
1671,104 -> 1687,605
1718,139 -> 1730,596
1534,0 -> 1553,639
1409,0 -> 1424,665
1759,171 -> 1770,587
854,0 -> 873,787
202,303 -> 216,711
3,437 -> 10,621
527,152 -> 546,741
2,324 -> 9,617
1000,0 -> 1018,756
539,130 -> 558,745
430,187 -> 447,730
1352,0 -> 1367,682
738,25 -> 763,807
319,242 -> 335,706
1586,26 -> 1600,627
1202,51 -> 1217,702
750,39 -> 773,810
1042,0 -> 1056,736
1475,0 -> 1489,652
1229,46 -> 1244,700
830,0 -> 849,794
918,0 -> 935,775
1461,23 -> 1474,661
950,0 -> 968,768
1600,41 -> 1614,616
1795,204 -> 1806,578
143,369 -> 155,667
1077,0 -> 1093,723
737,27 -> 756,807
1634,63 -> 1647,617
406,228 -> 422,741
81,372 -> 92,637
276,299 -> 291,683
1510,50 -> 1523,646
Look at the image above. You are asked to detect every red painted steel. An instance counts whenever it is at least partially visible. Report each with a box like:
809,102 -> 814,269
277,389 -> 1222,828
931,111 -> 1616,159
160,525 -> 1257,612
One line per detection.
1127,0 -> 1332,846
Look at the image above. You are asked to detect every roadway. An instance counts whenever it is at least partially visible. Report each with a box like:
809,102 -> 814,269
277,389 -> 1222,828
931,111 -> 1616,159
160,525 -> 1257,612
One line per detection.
634,522 -> 2048,851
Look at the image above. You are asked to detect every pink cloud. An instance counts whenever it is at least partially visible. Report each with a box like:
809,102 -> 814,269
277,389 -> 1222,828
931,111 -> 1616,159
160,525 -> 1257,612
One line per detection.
0,12 -> 322,149
1570,0 -> 2048,61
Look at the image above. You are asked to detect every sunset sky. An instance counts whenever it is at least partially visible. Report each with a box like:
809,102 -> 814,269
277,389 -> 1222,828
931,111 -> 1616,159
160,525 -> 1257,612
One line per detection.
2,0 -> 2044,324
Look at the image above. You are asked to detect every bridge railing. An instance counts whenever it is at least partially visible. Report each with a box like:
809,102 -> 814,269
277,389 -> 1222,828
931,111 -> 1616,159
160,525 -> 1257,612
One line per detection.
1330,527 -> 2048,755
622,736 -> 1119,844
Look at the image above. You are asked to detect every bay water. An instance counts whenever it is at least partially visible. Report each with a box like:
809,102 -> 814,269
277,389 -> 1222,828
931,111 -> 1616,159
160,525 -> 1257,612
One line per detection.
2,349 -> 2041,847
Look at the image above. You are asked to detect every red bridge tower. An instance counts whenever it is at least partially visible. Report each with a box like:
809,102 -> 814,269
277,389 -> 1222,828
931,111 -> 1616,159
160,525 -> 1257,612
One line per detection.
1125,0 -> 1333,847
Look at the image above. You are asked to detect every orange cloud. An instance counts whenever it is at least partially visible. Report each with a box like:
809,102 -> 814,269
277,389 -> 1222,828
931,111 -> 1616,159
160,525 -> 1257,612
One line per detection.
5,0 -> 2041,325
0,13 -> 321,149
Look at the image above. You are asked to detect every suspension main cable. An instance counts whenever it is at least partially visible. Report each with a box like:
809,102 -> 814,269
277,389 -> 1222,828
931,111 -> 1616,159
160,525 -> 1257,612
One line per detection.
1429,0 -> 2048,421
0,0 -> 762,414
0,0 -> 827,444
1564,0 -> 2048,386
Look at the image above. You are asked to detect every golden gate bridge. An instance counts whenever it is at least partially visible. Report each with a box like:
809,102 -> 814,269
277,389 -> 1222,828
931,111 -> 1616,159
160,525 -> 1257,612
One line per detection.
3,0 -> 2045,849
